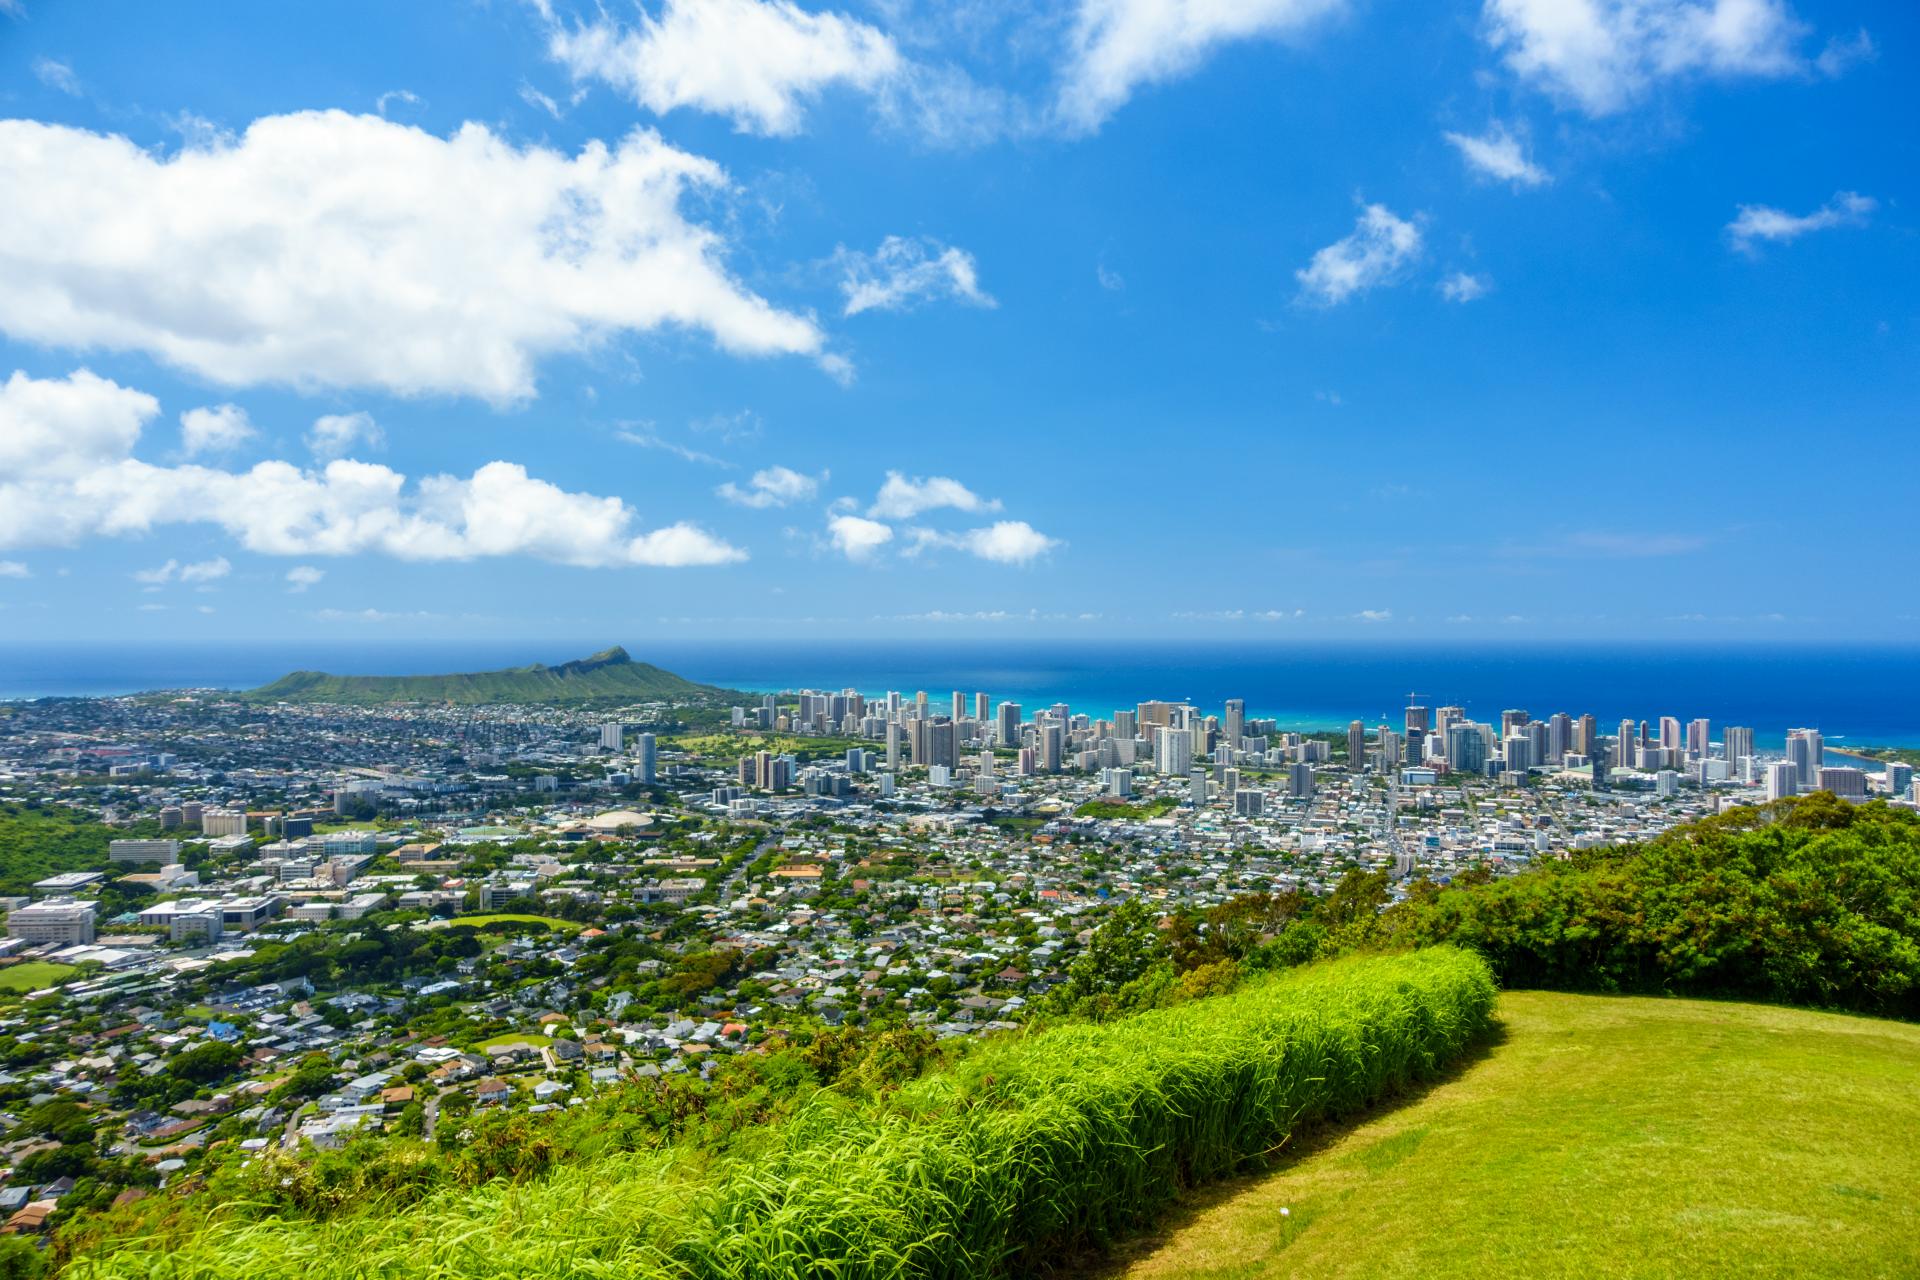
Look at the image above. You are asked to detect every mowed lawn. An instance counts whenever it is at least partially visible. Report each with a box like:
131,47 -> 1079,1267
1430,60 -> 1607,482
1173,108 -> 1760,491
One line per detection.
1102,991 -> 1920,1280
0,961 -> 78,992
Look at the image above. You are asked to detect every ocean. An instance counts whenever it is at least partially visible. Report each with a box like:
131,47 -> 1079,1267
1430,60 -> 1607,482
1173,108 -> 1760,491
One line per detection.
3,639 -> 1919,749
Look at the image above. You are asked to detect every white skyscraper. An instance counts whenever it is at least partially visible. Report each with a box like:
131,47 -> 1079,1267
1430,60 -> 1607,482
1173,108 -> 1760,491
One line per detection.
1155,727 -> 1192,775
1766,761 -> 1798,801
599,723 -> 624,751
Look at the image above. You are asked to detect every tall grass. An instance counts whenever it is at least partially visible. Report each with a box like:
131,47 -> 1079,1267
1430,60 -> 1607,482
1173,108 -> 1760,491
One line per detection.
70,948 -> 1495,1280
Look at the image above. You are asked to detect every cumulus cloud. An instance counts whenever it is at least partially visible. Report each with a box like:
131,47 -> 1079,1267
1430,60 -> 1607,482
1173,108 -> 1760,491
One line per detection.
1443,123 -> 1549,186
179,403 -> 255,455
548,0 -> 902,137
0,111 -> 825,402
837,236 -> 994,317
908,520 -> 1061,565
868,471 -> 1001,519
1056,0 -> 1349,132
286,565 -> 326,592
1726,190 -> 1875,253
1296,204 -> 1422,305
0,368 -> 747,569
1440,271 -> 1492,302
134,557 -> 231,585
826,513 -> 894,561
717,465 -> 823,508
307,411 -> 386,460
1483,0 -> 1815,116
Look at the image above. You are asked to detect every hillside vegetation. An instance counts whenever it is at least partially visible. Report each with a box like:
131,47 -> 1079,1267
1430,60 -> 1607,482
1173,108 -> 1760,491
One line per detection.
64,950 -> 1495,1280
246,646 -> 719,706
1105,989 -> 1920,1279
1105,794 -> 1920,1023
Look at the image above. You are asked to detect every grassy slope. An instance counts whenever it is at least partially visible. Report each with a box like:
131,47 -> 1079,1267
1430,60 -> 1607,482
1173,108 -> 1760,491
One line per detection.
1102,991 -> 1920,1280
247,646 -> 718,705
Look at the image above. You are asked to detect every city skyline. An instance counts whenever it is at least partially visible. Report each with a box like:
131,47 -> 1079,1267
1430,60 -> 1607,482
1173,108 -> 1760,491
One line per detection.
0,1 -> 1915,642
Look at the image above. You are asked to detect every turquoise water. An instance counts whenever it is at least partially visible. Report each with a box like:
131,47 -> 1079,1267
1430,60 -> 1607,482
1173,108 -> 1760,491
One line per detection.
4,640 -> 1919,749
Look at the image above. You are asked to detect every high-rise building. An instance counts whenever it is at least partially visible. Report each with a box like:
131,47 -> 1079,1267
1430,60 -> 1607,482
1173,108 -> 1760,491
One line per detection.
1040,724 -> 1063,773
1136,701 -> 1177,729
996,701 -> 1023,747
1816,767 -> 1867,798
885,722 -> 902,771
1155,727 -> 1192,775
1224,699 -> 1246,752
635,733 -> 657,784
599,723 -> 624,751
1500,709 -> 1530,737
1348,720 -> 1366,772
1659,716 -> 1683,752
1113,710 -> 1138,740
1724,726 -> 1755,771
951,691 -> 967,721
1447,723 -> 1487,775
1544,713 -> 1571,765
1787,728 -> 1824,784
1574,714 -> 1597,758
1766,761 -> 1798,801
1405,704 -> 1431,735
1687,718 -> 1711,759
974,692 -> 990,722
1616,719 -> 1637,768
1504,734 -> 1532,773
1287,762 -> 1315,798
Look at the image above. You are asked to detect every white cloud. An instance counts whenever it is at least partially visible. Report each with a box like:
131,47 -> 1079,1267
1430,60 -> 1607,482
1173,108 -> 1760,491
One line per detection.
548,0 -> 902,137
837,236 -> 994,317
717,465 -> 823,508
134,556 -> 231,585
1057,0 -> 1349,132
1484,0 -> 1812,116
869,471 -> 1001,519
33,57 -> 81,96
0,111 -> 825,402
0,561 -> 29,579
0,368 -> 747,569
1352,608 -> 1393,622
1097,263 -> 1126,291
179,403 -> 256,455
1726,190 -> 1874,253
1442,123 -> 1549,186
519,81 -> 566,119
1441,271 -> 1492,302
826,513 -> 894,561
1815,28 -> 1874,78
375,89 -> 422,116
908,520 -> 1061,565
286,565 -> 326,592
1296,204 -> 1423,305
307,411 -> 386,460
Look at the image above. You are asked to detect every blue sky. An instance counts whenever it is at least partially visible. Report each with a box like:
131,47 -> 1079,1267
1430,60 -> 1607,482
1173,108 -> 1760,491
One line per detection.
0,0 -> 1913,643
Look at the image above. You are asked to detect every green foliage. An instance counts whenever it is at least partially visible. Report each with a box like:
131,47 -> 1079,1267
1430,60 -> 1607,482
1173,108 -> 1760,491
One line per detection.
167,1041 -> 244,1086
1382,795 -> 1920,1016
0,801 -> 119,895
62,950 -> 1495,1280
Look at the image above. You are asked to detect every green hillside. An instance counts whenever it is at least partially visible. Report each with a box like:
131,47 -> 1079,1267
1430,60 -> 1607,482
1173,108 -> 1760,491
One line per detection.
1104,990 -> 1920,1280
246,646 -> 721,705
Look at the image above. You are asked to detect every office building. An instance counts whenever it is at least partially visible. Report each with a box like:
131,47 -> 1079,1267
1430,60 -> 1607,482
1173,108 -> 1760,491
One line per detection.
6,899 -> 96,945
1224,699 -> 1245,752
110,839 -> 181,865
1348,720 -> 1366,773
